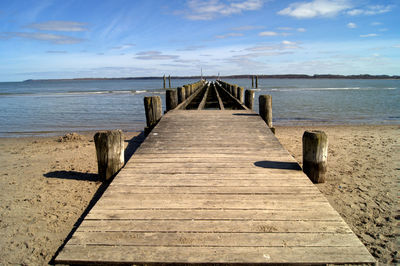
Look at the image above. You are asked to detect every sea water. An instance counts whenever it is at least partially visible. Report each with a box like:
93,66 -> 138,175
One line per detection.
0,78 -> 399,137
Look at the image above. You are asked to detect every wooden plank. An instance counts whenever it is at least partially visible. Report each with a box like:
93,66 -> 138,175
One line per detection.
56,246 -> 375,264
197,83 -> 209,110
68,232 -> 362,247
85,209 -> 342,221
214,83 -> 225,110
77,220 -> 351,233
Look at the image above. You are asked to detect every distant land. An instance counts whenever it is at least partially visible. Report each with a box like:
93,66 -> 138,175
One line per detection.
23,74 -> 400,82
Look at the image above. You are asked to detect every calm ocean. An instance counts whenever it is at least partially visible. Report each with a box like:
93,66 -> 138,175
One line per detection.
0,78 -> 399,137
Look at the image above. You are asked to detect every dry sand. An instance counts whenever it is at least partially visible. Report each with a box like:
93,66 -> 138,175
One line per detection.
0,125 -> 398,264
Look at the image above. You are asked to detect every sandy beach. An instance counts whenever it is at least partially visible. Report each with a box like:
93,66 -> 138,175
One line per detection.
0,125 -> 398,264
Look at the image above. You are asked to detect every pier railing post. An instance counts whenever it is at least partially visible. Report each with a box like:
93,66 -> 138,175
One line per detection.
177,87 -> 186,104
302,131 -> 328,183
259,95 -> 274,133
166,89 -> 178,112
163,75 -> 166,89
168,75 -> 171,88
245,89 -> 255,110
144,96 -> 162,134
251,76 -> 254,88
237,87 -> 244,103
94,130 -> 124,181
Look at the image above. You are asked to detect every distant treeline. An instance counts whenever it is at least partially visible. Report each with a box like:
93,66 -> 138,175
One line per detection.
24,74 -> 400,82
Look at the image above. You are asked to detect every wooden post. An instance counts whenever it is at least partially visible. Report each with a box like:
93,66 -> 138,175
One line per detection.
163,75 -> 166,89
168,75 -> 171,88
94,130 -> 124,181
177,86 -> 186,103
232,84 -> 238,98
255,76 -> 258,88
259,95 -> 272,128
237,86 -> 244,103
144,96 -> 162,133
251,76 -> 254,88
302,131 -> 328,183
166,89 -> 178,111
184,85 -> 190,97
245,89 -> 255,110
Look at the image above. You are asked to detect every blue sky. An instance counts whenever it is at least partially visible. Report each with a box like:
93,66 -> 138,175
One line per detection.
0,0 -> 399,81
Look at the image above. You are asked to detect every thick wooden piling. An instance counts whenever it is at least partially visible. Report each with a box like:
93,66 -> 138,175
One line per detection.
237,86 -> 244,103
259,95 -> 272,128
302,131 -> 328,183
168,75 -> 171,88
245,89 -> 255,110
184,85 -> 190,98
177,87 -> 186,104
144,96 -> 162,134
166,89 -> 178,112
251,76 -> 254,88
232,84 -> 238,98
94,130 -> 124,181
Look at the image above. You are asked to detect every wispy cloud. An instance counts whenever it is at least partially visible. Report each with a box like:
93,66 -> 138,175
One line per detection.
46,50 -> 68,54
176,45 -> 206,51
371,22 -> 382,26
182,0 -> 263,20
135,51 -> 179,60
259,31 -> 291,37
347,22 -> 357,28
347,5 -> 393,16
246,41 -> 301,51
215,32 -> 244,39
231,25 -> 264,31
6,32 -> 84,44
393,44 -> 400,48
360,33 -> 378,38
297,28 -> 306,32
110,43 -> 135,50
278,0 -> 352,18
27,21 -> 88,32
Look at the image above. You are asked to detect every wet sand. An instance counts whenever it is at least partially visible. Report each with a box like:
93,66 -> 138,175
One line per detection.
0,125 -> 398,264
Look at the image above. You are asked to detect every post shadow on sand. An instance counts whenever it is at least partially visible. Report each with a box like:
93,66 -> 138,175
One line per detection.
254,160 -> 302,170
49,131 -> 146,264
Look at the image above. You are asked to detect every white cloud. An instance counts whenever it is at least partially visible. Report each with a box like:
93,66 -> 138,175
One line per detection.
8,32 -> 84,44
347,5 -> 393,16
27,21 -> 88,32
278,27 -> 293,31
183,0 -> 263,20
282,40 -> 296,45
215,32 -> 244,39
393,45 -> 400,48
259,31 -> 278,36
231,25 -> 264,31
278,0 -> 351,18
135,51 -> 179,60
360,33 -> 378,38
297,28 -> 306,32
371,22 -> 382,26
347,22 -> 357,28
110,44 -> 135,51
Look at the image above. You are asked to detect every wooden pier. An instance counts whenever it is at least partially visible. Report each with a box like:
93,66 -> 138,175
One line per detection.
55,81 -> 375,265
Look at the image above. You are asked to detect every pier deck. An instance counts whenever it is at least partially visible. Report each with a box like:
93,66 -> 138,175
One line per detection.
55,109 -> 375,265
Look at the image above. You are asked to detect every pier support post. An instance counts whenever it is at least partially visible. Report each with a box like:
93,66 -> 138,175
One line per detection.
177,87 -> 186,103
245,89 -> 255,110
184,85 -> 190,98
252,76 -> 254,88
168,75 -> 171,88
255,76 -> 258,88
232,84 -> 238,98
237,87 -> 244,103
94,130 -> 124,181
166,89 -> 178,112
259,95 -> 273,131
144,96 -> 162,134
302,131 -> 328,183
163,75 -> 166,89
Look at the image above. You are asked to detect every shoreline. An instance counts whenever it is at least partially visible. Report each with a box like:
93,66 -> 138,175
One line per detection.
0,125 -> 398,264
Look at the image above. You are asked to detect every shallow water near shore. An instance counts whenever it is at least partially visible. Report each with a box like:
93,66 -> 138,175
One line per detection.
0,78 -> 399,137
